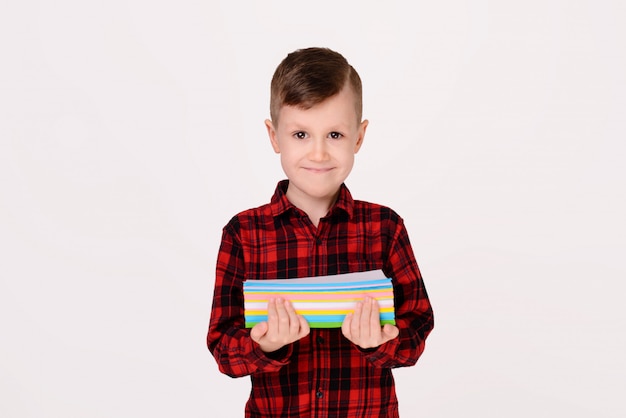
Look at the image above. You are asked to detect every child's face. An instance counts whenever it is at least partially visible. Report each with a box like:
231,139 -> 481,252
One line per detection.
265,86 -> 368,206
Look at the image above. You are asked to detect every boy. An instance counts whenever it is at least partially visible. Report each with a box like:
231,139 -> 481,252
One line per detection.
208,47 -> 434,417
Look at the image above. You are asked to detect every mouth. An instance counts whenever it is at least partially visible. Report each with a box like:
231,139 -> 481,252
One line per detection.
303,167 -> 334,174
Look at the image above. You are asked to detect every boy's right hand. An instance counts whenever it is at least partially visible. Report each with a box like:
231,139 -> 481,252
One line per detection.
250,298 -> 310,353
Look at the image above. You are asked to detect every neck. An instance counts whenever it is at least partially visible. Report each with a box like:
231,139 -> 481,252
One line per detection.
286,188 -> 339,228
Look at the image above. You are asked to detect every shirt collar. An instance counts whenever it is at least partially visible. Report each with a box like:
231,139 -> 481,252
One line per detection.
269,180 -> 355,219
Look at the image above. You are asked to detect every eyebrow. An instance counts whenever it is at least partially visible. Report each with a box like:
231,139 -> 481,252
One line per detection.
282,122 -> 352,132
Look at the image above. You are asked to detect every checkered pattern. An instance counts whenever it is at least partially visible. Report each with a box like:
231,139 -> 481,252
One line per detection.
208,181 -> 434,417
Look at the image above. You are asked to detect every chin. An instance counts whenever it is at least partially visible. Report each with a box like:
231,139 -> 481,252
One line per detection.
310,186 -> 342,200
289,175 -> 345,200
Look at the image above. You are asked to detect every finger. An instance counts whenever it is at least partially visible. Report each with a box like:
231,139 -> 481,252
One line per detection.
250,321 -> 268,343
284,299 -> 300,336
341,313 -> 353,339
351,300 -> 363,341
370,298 -> 381,337
266,298 -> 278,336
274,297 -> 289,335
360,297 -> 372,340
297,314 -> 310,338
381,324 -> 400,343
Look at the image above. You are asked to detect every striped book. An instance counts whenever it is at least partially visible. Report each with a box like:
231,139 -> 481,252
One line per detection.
243,270 -> 395,328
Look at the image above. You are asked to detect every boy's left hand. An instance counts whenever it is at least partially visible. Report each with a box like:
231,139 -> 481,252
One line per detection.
341,297 -> 399,349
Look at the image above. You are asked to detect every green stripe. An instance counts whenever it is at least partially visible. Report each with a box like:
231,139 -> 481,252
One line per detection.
245,319 -> 396,329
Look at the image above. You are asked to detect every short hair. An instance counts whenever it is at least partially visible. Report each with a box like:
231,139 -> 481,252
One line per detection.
269,47 -> 363,124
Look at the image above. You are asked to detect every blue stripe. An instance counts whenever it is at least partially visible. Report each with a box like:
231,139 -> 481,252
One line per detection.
244,278 -> 392,289
245,311 -> 395,324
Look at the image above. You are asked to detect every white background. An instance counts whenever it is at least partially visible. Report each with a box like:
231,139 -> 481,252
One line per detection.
1,1 -> 625,417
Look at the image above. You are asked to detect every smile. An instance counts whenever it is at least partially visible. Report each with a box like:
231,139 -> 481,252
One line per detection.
304,167 -> 334,173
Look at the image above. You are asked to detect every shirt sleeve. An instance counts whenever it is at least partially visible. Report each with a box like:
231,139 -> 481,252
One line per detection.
362,216 -> 434,369
207,219 -> 291,377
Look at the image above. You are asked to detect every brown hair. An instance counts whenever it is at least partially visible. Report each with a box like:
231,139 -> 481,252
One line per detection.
269,47 -> 363,123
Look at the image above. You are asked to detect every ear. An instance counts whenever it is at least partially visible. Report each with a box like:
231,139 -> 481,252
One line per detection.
354,119 -> 368,154
265,119 -> 280,153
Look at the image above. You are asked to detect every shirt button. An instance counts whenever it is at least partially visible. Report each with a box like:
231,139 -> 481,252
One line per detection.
316,336 -> 324,345
316,238 -> 323,245
316,391 -> 323,399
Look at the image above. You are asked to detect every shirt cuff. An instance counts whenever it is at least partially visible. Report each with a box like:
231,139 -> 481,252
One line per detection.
250,341 -> 292,372
360,337 -> 400,368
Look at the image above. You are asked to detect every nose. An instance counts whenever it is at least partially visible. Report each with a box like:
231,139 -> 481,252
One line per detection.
308,137 -> 329,162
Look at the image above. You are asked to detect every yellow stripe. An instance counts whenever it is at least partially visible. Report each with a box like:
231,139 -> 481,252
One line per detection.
246,307 -> 395,316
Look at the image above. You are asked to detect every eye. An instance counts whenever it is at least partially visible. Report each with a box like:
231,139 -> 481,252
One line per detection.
294,131 -> 307,140
328,131 -> 343,140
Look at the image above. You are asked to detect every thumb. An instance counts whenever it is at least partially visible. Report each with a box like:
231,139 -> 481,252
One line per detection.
250,321 -> 268,343
381,324 -> 400,342
297,315 -> 311,338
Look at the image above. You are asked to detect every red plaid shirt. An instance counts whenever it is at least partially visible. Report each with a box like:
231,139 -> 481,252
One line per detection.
208,180 -> 434,417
